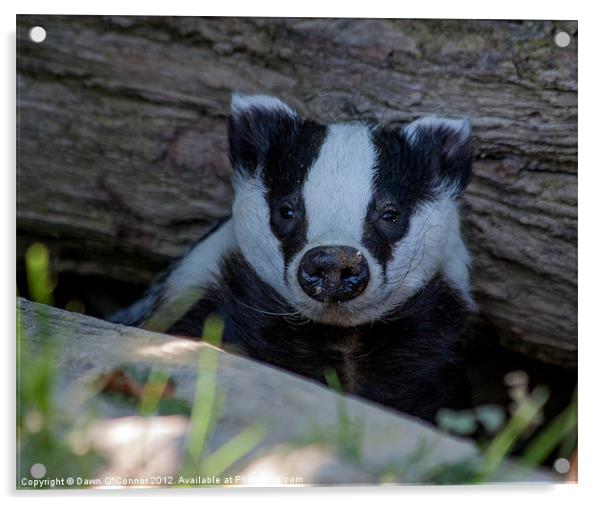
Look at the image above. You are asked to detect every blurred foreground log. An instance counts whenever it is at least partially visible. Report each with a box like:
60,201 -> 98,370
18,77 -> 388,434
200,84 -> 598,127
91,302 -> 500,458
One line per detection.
17,299 -> 553,486
16,16 -> 577,367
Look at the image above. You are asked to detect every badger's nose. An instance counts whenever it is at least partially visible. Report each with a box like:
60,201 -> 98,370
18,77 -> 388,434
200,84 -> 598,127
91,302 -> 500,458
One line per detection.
297,246 -> 370,302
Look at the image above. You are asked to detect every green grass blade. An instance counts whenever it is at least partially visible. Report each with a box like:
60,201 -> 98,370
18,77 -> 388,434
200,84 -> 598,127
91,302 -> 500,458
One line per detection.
184,314 -> 224,469
138,368 -> 171,417
25,243 -> 54,305
521,397 -> 577,467
481,385 -> 549,480
200,423 -> 266,477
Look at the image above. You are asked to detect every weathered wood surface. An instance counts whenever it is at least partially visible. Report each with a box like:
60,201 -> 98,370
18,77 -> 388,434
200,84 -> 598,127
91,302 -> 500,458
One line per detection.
16,16 -> 577,367
17,299 -> 552,485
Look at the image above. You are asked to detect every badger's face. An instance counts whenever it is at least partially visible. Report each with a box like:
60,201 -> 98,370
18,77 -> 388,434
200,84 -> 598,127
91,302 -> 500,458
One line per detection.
229,94 -> 473,326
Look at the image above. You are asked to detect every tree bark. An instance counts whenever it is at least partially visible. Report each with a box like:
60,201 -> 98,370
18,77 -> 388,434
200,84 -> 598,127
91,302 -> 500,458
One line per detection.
16,16 -> 577,367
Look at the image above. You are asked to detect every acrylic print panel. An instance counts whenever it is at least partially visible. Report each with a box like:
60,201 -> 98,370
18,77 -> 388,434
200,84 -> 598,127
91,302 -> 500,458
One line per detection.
16,15 -> 577,488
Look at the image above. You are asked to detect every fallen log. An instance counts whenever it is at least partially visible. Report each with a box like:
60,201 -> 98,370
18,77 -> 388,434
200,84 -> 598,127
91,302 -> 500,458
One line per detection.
16,16 -> 577,367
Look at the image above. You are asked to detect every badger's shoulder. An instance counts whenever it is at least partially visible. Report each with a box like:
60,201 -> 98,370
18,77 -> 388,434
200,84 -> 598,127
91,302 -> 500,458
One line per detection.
110,217 -> 238,331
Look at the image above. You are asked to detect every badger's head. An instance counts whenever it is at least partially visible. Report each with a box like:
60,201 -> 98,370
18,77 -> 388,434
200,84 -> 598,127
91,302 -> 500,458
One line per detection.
229,93 -> 473,326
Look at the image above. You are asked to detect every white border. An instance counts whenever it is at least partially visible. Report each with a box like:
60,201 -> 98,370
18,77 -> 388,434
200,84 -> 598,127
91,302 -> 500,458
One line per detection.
2,2 -> 595,504
0,0 -> 584,18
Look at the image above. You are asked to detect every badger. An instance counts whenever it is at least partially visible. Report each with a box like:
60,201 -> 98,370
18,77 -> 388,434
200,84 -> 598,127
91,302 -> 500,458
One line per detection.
113,93 -> 475,422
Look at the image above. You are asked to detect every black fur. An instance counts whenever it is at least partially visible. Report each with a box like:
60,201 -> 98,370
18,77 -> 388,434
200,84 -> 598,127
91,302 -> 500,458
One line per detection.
403,119 -> 472,194
168,253 -> 471,422
362,125 -> 472,269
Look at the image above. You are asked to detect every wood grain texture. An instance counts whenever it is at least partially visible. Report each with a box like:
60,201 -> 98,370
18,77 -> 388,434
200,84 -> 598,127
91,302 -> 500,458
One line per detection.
16,16 -> 577,366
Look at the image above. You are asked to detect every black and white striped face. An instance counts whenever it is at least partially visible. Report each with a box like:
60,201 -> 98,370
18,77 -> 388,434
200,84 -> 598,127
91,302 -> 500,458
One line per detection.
230,94 -> 473,326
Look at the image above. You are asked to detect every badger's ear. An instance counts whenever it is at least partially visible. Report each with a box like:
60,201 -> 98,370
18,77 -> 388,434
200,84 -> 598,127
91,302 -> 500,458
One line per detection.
403,116 -> 472,194
228,93 -> 299,174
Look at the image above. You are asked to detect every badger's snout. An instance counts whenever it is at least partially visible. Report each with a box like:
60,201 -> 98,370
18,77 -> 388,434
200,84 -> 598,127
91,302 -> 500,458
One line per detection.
297,246 -> 369,303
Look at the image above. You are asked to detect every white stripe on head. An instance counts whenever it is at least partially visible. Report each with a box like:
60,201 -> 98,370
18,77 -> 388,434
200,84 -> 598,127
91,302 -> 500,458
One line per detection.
303,124 -> 376,245
276,123 -> 385,325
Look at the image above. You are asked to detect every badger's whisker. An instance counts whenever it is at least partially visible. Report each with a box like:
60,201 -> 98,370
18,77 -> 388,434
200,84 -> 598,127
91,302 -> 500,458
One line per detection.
230,294 -> 305,319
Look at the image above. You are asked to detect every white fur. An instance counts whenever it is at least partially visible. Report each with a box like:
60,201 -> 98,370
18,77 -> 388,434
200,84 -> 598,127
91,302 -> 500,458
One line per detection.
304,124 -> 376,245
231,93 -> 296,118
232,171 -> 288,297
382,194 -> 473,315
144,220 -> 237,331
440,207 -> 474,308
404,116 -> 470,148
163,219 -> 237,300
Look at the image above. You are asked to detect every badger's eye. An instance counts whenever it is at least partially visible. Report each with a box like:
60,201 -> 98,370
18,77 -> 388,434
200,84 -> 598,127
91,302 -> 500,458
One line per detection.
380,208 -> 399,223
279,203 -> 296,220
